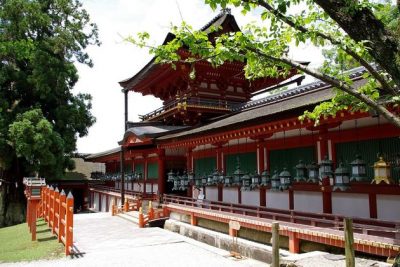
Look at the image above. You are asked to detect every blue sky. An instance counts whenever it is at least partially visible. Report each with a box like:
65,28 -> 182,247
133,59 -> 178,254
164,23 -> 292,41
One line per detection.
75,0 -> 323,154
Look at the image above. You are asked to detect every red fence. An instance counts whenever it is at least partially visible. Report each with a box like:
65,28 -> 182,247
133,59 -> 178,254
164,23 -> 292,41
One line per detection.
41,186 -> 74,255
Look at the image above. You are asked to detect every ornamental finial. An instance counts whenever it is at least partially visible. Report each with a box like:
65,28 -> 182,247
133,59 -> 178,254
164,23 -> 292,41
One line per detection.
221,8 -> 231,15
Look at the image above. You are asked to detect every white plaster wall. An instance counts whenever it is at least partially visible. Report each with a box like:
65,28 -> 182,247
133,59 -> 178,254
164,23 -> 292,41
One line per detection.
294,191 -> 323,213
241,190 -> 260,206
377,194 -> 400,221
127,182 -> 132,191
124,183 -> 128,190
332,193 -> 369,218
133,183 -> 142,192
266,191 -> 289,210
153,184 -> 158,194
115,181 -> 120,190
205,187 -> 218,201
146,184 -> 152,193
223,188 -> 239,204
117,197 -> 121,207
101,195 -> 107,212
93,193 -> 99,211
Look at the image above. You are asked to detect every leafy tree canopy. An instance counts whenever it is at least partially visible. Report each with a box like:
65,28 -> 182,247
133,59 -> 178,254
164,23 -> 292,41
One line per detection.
128,0 -> 400,128
0,0 -> 99,180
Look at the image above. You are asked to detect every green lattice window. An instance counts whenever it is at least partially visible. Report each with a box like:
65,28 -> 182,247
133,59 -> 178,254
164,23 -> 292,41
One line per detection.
225,152 -> 257,175
147,162 -> 159,180
269,146 -> 316,174
335,137 -> 400,180
194,157 -> 216,176
134,163 -> 144,176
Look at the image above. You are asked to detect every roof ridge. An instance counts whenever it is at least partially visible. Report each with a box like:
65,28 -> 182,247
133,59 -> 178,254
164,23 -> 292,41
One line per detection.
200,8 -> 231,31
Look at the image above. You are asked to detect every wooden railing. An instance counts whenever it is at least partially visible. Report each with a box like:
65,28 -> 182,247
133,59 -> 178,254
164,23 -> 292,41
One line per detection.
111,198 -> 142,216
89,184 -> 157,201
41,186 -> 74,255
138,201 -> 168,228
163,194 -> 400,239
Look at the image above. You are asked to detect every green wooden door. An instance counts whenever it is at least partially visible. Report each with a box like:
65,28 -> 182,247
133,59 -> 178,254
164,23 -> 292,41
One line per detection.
225,152 -> 257,175
269,146 -> 316,174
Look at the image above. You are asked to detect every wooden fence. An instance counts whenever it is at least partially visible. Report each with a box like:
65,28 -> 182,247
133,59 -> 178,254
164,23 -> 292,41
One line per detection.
41,186 -> 74,255
138,201 -> 168,228
111,198 -> 142,216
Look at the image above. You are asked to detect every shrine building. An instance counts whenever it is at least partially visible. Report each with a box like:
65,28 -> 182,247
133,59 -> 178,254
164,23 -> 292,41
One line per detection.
86,9 -> 400,257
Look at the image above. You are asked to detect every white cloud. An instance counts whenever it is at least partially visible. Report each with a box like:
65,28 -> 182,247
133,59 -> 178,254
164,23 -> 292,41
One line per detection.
75,0 -> 323,154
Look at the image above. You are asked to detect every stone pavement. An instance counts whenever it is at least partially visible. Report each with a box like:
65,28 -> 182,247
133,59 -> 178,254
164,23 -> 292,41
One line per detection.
2,213 -> 265,267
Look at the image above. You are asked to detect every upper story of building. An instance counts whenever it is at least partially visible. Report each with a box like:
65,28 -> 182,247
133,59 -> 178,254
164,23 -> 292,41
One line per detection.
119,9 -> 301,126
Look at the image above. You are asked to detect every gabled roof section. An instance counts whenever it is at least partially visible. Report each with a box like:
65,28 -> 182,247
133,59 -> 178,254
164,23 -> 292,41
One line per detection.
119,9 -> 240,93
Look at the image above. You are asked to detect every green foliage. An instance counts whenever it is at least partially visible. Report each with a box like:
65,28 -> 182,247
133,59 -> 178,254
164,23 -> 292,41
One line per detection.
0,0 -> 99,179
127,0 -> 400,127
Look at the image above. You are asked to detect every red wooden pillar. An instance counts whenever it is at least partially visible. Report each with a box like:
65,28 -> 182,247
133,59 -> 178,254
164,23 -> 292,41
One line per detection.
260,188 -> 266,206
288,232 -> 300,253
289,189 -> 294,210
157,149 -> 166,195
322,190 -> 332,214
143,154 -> 148,197
216,145 -> 223,172
186,147 -> 193,171
257,139 -> 265,174
218,185 -> 223,202
30,200 -> 38,241
238,187 -> 242,204
369,193 -> 377,219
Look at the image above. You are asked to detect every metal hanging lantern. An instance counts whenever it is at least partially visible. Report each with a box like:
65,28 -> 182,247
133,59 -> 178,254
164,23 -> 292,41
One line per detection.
294,160 -> 307,182
260,170 -> 270,186
279,168 -> 292,190
350,154 -> 368,182
180,171 -> 188,190
333,162 -> 350,191
373,156 -> 392,184
188,171 -> 195,182
270,170 -> 281,191
167,170 -> 176,182
250,171 -> 261,190
319,155 -> 334,182
172,175 -> 180,191
207,173 -> 214,186
224,175 -> 233,187
233,157 -> 244,186
212,169 -> 220,185
201,173 -> 208,186
241,173 -> 251,191
306,162 -> 319,183
218,171 -> 225,184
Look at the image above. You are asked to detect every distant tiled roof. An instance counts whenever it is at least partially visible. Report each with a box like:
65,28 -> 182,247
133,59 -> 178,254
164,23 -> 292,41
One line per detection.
86,147 -> 121,160
157,67 -> 367,141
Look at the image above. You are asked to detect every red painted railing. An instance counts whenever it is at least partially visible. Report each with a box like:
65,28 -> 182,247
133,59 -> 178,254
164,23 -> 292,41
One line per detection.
111,198 -> 142,216
163,194 -> 400,257
138,201 -> 169,228
41,186 -> 74,255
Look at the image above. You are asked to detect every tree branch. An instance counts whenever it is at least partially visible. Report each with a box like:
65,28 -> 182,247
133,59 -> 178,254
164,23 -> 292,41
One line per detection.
243,0 -> 397,95
248,46 -> 400,127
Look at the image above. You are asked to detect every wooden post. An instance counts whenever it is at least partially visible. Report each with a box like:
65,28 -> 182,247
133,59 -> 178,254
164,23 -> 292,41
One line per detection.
271,222 -> 280,267
138,207 -> 144,228
344,218 -> 355,267
148,201 -> 154,220
50,187 -> 56,234
124,198 -> 129,212
53,188 -> 60,235
27,200 -> 31,232
31,200 -> 37,241
58,190 -> 66,243
288,232 -> 300,253
65,192 -> 74,256
190,212 -> 197,226
111,199 -> 116,216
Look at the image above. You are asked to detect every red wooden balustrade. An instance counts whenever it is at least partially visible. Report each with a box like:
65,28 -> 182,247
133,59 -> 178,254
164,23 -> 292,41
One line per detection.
111,198 -> 142,216
138,201 -> 169,228
163,194 -> 400,257
40,186 -> 74,256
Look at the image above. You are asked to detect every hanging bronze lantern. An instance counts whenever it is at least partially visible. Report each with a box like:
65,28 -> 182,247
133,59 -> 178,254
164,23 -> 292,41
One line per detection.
250,171 -> 261,190
167,170 -> 175,182
350,154 -> 368,182
172,175 -> 180,191
233,157 -> 244,186
180,171 -> 188,190
195,176 -> 202,188
188,171 -> 195,182
218,171 -> 225,184
294,160 -> 307,182
279,168 -> 292,190
201,173 -> 208,186
333,162 -> 351,191
306,162 -> 319,183
207,173 -> 214,186
224,175 -> 233,187
212,169 -> 220,185
319,156 -> 334,183
260,170 -> 270,186
241,173 -> 251,191
270,170 -> 281,191
373,156 -> 392,184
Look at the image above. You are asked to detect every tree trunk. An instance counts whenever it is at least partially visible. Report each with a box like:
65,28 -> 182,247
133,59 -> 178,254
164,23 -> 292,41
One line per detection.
314,0 -> 400,88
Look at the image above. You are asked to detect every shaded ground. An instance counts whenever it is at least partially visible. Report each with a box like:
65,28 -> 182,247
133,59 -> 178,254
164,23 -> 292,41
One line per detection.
0,219 -> 64,263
